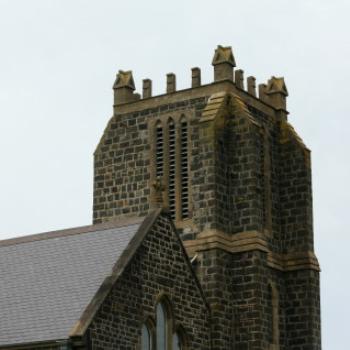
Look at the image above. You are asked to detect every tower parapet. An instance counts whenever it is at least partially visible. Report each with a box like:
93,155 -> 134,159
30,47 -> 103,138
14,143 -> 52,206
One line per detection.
111,45 -> 288,116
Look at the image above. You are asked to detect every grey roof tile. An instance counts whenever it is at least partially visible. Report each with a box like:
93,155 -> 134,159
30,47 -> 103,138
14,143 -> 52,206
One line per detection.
0,219 -> 142,346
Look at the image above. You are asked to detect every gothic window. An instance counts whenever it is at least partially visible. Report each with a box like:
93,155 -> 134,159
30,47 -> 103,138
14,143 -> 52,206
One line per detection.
141,299 -> 186,350
141,318 -> 155,350
156,302 -> 171,350
141,323 -> 151,350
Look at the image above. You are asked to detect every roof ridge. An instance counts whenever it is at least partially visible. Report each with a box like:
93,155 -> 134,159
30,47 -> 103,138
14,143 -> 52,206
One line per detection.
0,215 -> 145,248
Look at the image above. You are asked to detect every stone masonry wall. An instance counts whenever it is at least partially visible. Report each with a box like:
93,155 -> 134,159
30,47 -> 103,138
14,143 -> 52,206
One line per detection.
284,269 -> 321,350
196,248 -> 291,350
93,89 -> 313,255
93,97 -> 207,226
88,213 -> 211,349
279,125 -> 314,252
93,112 -> 151,224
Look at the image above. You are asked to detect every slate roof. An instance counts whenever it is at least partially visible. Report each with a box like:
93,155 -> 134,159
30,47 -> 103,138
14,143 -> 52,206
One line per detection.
0,217 -> 144,347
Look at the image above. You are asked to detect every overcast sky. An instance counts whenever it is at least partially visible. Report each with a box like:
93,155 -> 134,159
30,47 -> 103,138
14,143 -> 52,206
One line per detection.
0,0 -> 348,348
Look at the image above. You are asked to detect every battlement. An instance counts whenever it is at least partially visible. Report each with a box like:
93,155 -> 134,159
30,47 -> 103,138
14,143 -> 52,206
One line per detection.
113,45 -> 288,114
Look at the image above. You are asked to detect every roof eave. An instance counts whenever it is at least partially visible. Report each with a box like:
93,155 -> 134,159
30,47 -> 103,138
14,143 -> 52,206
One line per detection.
0,339 -> 69,350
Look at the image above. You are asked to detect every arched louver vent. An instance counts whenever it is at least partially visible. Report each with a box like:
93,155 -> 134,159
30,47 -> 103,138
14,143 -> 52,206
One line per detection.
168,120 -> 176,219
156,122 -> 164,178
180,118 -> 189,219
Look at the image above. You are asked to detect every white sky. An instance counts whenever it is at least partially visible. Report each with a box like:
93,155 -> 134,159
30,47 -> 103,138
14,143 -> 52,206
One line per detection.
0,0 -> 348,348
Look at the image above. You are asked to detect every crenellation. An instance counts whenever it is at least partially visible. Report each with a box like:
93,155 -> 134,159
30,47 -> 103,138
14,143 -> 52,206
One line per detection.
142,78 -> 152,99
235,69 -> 244,89
191,67 -> 201,88
259,83 -> 268,102
247,76 -> 257,97
166,72 -> 176,93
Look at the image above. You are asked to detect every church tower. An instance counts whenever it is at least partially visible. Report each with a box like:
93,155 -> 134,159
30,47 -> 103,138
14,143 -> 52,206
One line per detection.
93,46 -> 321,350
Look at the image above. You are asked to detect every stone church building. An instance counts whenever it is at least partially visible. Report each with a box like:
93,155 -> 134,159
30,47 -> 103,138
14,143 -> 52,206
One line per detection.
0,46 -> 321,349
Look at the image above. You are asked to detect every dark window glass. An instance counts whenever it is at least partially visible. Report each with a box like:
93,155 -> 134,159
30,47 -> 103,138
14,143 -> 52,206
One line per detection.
172,332 -> 182,350
141,324 -> 151,350
156,303 -> 167,350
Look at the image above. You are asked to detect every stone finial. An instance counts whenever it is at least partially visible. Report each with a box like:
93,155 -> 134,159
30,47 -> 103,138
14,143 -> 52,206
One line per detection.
266,77 -> 288,95
235,69 -> 244,89
266,76 -> 288,110
113,70 -> 135,90
142,79 -> 152,99
247,76 -> 256,97
113,70 -> 138,105
166,73 -> 176,93
259,83 -> 268,102
152,177 -> 165,208
212,45 -> 236,66
191,67 -> 201,88
212,45 -> 236,82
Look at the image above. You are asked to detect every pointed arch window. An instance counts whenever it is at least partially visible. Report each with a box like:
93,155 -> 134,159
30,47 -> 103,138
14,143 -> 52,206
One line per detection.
141,299 -> 186,350
156,302 -> 168,349
141,323 -> 151,350
141,318 -> 155,350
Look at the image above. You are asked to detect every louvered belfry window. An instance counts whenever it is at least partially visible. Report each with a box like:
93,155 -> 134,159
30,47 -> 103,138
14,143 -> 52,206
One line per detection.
156,121 -> 164,178
168,119 -> 176,220
153,116 -> 190,222
180,118 -> 189,219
